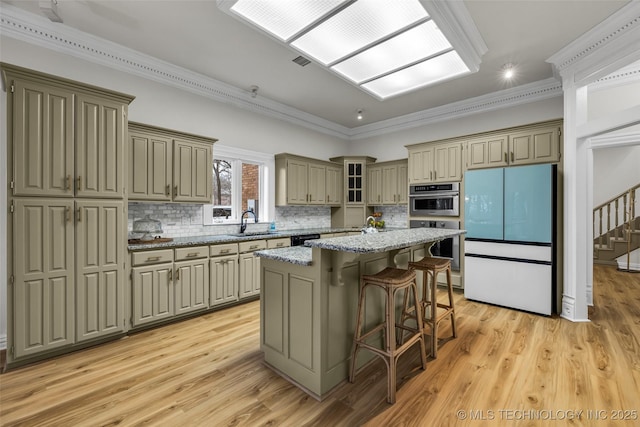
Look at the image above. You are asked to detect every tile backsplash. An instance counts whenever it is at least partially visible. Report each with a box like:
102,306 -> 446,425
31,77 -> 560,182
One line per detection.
128,203 -> 334,238
369,205 -> 408,228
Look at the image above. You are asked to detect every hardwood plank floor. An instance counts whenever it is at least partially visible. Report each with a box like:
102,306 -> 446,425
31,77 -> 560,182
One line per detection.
1,265 -> 639,426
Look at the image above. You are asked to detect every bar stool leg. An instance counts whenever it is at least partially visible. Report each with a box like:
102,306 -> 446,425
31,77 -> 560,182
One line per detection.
446,264 -> 457,338
430,269 -> 439,359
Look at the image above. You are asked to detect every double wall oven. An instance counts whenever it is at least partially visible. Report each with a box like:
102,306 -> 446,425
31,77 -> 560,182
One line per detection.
409,182 -> 461,272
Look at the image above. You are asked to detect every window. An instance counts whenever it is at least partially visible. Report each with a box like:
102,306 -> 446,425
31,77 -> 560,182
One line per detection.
204,146 -> 273,225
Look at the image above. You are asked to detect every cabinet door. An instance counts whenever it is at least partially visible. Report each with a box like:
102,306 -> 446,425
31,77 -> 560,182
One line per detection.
174,259 -> 210,315
287,160 -> 308,204
174,139 -> 212,203
367,166 -> 382,205
467,136 -> 508,170
509,127 -> 560,166
325,165 -> 343,205
76,94 -> 126,198
397,163 -> 408,204
210,255 -> 239,306
408,148 -> 434,184
131,263 -> 174,326
129,132 -> 172,201
12,79 -> 74,197
434,144 -> 462,182
239,252 -> 261,298
382,165 -> 398,204
75,200 -> 125,342
308,163 -> 326,205
13,198 -> 75,358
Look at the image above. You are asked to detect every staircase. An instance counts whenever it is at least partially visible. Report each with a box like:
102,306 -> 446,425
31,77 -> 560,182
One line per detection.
593,184 -> 639,269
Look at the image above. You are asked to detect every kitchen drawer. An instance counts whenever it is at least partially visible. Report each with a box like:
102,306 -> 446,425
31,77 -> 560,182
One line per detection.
239,240 -> 267,253
175,245 -> 209,261
267,238 -> 290,249
210,243 -> 238,257
131,249 -> 174,266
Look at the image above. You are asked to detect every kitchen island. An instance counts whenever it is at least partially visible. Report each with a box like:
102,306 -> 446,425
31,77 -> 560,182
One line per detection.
254,228 -> 465,400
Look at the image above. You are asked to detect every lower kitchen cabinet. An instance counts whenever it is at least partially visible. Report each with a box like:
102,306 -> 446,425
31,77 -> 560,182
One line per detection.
239,240 -> 266,299
131,262 -> 174,327
210,243 -> 239,307
75,200 -> 126,342
174,258 -> 209,315
12,198 -> 75,359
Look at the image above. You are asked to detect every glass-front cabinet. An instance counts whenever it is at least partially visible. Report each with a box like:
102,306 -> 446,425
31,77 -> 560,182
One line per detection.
346,162 -> 363,203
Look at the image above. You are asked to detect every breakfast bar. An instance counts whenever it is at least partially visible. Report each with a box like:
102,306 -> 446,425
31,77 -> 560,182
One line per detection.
254,228 -> 465,400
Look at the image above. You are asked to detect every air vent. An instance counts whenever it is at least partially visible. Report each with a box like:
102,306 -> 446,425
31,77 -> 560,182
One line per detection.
292,55 -> 311,67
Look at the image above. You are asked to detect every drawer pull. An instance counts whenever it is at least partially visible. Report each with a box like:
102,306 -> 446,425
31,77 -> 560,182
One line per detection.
186,252 -> 200,258
146,256 -> 161,262
276,243 -> 284,247
77,207 -> 82,222
504,152 -> 508,163
249,245 -> 259,250
220,249 -> 230,254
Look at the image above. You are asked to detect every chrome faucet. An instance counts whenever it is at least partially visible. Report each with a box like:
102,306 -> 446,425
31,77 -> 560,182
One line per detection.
240,209 -> 258,234
365,216 -> 376,227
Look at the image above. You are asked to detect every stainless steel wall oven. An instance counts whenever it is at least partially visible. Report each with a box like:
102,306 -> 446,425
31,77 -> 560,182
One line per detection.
409,219 -> 460,271
409,182 -> 459,217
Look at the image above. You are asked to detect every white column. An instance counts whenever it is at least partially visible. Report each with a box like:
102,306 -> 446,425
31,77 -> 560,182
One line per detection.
561,81 -> 590,322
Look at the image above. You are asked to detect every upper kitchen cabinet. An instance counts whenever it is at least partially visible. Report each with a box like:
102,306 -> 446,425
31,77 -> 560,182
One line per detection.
368,159 -> 408,205
275,154 -> 342,206
2,63 -> 134,199
407,141 -> 463,184
466,120 -> 562,170
329,156 -> 376,228
128,122 -> 216,203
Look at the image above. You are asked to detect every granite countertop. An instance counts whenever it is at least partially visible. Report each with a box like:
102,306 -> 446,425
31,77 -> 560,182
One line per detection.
127,227 -> 362,251
254,247 -> 313,266
305,228 -> 466,254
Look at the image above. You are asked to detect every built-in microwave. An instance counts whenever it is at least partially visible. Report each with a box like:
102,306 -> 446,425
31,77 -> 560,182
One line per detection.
409,182 -> 460,217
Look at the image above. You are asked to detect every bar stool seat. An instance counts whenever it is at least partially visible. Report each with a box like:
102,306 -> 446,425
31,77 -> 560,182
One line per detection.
349,267 -> 427,404
403,257 -> 457,358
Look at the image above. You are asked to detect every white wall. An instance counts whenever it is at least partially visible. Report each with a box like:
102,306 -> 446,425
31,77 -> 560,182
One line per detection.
588,81 -> 640,122
347,97 -> 564,161
593,145 -> 640,207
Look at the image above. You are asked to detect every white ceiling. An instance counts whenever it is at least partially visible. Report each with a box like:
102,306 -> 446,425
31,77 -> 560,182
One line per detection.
1,0 -> 631,128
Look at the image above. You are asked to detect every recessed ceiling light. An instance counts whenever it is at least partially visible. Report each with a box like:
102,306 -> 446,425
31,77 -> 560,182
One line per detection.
218,0 -> 487,100
357,109 -> 363,120
502,63 -> 516,80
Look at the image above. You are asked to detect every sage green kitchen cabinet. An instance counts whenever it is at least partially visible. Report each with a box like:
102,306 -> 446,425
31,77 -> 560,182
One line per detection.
239,240 -> 266,299
4,63 -> 134,366
275,154 -> 343,206
10,79 -> 74,198
173,139 -> 213,203
408,142 -> 462,183
75,199 -> 126,342
408,146 -> 435,184
465,122 -> 561,170
210,243 -> 239,307
174,246 -> 210,315
12,198 -> 75,358
127,122 -> 216,203
367,160 -> 408,205
367,165 -> 382,205
128,128 -> 172,201
75,94 -> 127,199
325,165 -> 343,205
131,249 -> 174,327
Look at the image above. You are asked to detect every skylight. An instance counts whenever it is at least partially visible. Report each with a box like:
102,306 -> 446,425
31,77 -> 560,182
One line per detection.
217,0 -> 486,100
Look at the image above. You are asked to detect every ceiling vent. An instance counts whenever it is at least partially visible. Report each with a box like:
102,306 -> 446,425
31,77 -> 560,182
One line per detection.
293,55 -> 311,67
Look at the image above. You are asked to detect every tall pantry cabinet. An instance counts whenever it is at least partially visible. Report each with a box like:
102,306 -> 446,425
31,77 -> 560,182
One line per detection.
2,63 -> 134,363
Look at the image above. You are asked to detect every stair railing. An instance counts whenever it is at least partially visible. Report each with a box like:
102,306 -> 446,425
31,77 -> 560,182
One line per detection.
593,183 -> 639,248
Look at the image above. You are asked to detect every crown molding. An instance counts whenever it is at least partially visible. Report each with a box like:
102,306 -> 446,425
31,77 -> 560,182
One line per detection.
588,60 -> 640,92
348,78 -> 563,140
547,1 -> 640,87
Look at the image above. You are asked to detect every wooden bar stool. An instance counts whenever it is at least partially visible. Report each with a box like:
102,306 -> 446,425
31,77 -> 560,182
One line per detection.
349,267 -> 427,404
403,257 -> 457,358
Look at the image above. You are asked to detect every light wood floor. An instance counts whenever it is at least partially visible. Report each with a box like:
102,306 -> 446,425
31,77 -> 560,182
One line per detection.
1,265 -> 639,426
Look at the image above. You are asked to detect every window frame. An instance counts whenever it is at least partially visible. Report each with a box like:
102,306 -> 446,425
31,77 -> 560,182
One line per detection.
203,145 -> 274,225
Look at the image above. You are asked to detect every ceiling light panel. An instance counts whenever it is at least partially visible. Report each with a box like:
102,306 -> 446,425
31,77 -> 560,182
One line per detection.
331,21 -> 451,84
362,50 -> 470,99
230,0 -> 349,41
291,0 -> 429,66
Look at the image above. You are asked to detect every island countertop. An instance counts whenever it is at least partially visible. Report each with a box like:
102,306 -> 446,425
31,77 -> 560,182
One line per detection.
305,228 -> 465,254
